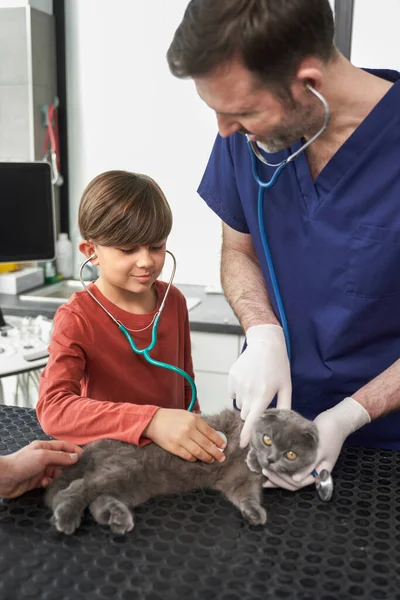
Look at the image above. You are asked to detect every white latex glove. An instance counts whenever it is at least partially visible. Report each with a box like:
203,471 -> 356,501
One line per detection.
263,397 -> 371,491
228,324 -> 292,448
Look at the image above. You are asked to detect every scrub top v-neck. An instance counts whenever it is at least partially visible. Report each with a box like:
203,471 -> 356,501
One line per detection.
198,68 -> 400,449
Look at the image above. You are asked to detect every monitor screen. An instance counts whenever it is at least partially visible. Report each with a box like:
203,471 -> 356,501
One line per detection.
0,162 -> 55,263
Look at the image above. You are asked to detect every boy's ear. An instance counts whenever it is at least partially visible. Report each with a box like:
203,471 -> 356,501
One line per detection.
79,240 -> 99,265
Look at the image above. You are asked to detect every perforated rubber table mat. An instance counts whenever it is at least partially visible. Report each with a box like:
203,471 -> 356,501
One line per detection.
0,405 -> 399,600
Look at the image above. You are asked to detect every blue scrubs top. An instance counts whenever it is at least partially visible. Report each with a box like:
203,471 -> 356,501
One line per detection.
198,69 -> 400,449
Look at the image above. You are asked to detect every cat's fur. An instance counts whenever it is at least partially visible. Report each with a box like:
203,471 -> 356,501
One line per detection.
46,408 -> 318,535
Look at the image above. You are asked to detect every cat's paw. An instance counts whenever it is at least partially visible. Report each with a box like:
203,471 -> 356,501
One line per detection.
108,504 -> 134,535
51,502 -> 82,535
245,455 -> 261,473
90,496 -> 134,534
241,502 -> 267,526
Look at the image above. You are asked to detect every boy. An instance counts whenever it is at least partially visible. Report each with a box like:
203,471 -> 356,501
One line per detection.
37,171 -> 226,464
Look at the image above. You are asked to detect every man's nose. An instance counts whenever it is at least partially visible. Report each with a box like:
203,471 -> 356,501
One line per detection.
216,114 -> 241,138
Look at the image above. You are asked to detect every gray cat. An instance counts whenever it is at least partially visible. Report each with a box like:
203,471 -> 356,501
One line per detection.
45,408 -> 318,535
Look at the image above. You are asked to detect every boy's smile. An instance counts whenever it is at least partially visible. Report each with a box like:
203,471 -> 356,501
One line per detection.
132,272 -> 154,283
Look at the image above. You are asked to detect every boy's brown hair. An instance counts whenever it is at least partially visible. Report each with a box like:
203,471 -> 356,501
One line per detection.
78,170 -> 173,248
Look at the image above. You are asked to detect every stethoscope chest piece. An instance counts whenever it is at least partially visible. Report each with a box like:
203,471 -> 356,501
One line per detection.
314,469 -> 334,502
215,431 -> 228,452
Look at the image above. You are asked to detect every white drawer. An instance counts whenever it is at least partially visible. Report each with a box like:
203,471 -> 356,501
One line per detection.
195,372 -> 233,415
191,332 -> 240,373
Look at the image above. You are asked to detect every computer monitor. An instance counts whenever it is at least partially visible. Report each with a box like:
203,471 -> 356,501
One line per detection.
0,161 -> 56,264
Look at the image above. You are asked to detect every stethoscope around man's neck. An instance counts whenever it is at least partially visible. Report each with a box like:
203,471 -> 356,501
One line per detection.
245,84 -> 334,502
246,84 -> 330,360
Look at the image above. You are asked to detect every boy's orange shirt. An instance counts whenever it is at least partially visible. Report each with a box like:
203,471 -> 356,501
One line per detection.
37,280 -> 199,446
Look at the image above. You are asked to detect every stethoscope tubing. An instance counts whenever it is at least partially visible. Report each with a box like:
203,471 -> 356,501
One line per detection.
246,85 -> 330,357
243,86 -> 334,499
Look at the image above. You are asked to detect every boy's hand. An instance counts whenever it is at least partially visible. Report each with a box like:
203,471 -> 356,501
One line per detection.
0,440 -> 83,499
143,409 -> 227,463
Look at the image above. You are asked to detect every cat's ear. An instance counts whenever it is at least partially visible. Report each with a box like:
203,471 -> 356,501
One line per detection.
261,409 -> 279,421
304,427 -> 319,446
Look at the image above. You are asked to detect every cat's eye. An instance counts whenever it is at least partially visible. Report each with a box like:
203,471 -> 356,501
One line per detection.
285,451 -> 298,460
263,434 -> 272,446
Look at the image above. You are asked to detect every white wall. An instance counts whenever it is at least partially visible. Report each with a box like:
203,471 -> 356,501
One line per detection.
351,0 -> 400,69
65,0 -> 221,286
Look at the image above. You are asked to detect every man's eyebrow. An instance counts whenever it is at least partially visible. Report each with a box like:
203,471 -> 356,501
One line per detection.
216,109 -> 257,117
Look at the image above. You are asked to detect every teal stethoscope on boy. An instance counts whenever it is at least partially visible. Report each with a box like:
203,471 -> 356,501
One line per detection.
79,250 -> 198,413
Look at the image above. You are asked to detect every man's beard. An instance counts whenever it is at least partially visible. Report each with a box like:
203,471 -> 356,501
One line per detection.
257,135 -> 300,154
254,102 -> 322,154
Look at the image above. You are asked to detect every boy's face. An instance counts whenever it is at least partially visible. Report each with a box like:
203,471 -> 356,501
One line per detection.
93,240 -> 167,296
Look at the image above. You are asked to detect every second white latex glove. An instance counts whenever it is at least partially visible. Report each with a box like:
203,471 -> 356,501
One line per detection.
263,397 -> 371,491
228,324 -> 292,448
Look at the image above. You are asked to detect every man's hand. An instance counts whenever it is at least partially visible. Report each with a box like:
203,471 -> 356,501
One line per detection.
263,397 -> 371,491
229,324 -> 292,448
0,440 -> 83,499
143,408 -> 227,464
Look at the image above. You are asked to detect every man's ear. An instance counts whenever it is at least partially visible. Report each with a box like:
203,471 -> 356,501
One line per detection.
291,57 -> 325,101
79,240 -> 99,265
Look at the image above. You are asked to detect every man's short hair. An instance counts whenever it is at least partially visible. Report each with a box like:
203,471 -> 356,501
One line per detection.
167,0 -> 335,89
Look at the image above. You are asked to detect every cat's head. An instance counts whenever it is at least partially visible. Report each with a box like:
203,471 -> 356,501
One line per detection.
249,409 -> 319,475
